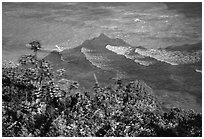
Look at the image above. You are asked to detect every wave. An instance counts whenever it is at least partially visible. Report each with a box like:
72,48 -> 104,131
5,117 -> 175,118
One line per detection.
106,45 -> 131,55
134,59 -> 154,66
135,48 -> 201,65
82,43 -> 201,69
81,47 -> 112,70
106,45 -> 155,66
195,69 -> 202,73
106,44 -> 202,66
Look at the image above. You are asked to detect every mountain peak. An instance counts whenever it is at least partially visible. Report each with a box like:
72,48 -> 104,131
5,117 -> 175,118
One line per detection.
98,33 -> 109,39
99,33 -> 108,38
79,33 -> 132,51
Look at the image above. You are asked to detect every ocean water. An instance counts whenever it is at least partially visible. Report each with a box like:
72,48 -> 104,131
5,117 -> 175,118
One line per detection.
2,2 -> 202,62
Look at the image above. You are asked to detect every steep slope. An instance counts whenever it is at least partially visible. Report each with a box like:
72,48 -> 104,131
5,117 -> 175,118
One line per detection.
44,33 -> 202,112
44,33 -> 138,88
44,51 -> 63,65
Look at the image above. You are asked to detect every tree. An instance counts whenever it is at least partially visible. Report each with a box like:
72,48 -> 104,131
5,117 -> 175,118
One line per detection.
28,40 -> 41,58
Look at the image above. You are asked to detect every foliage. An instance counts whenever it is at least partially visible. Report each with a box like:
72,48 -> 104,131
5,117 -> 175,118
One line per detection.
2,54 -> 202,137
27,40 -> 41,58
29,40 -> 41,51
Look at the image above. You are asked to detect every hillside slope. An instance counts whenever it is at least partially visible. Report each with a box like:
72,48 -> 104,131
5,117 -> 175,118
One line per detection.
2,57 -> 202,137
44,34 -> 202,112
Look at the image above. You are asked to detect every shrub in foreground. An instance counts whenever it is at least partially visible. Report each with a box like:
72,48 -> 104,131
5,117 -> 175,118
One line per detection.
2,55 -> 202,137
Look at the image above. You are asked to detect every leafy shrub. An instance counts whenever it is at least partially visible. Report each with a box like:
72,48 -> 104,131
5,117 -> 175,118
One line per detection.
2,54 -> 202,137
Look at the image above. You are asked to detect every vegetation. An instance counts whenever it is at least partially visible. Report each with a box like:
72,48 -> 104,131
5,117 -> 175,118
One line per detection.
27,40 -> 42,58
2,52 -> 202,137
